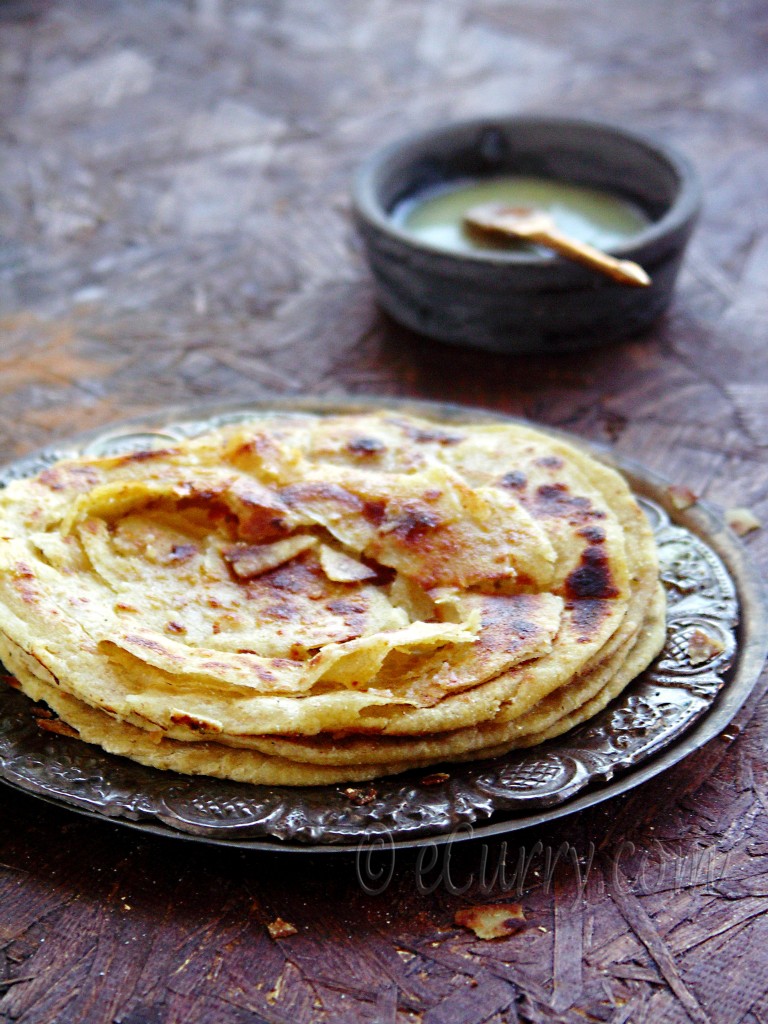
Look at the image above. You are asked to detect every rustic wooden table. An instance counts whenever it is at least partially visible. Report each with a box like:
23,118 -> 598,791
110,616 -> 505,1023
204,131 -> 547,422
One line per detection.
1,2 -> 767,1022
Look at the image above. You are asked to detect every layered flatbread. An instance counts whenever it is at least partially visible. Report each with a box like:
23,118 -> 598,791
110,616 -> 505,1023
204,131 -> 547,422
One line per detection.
0,411 -> 665,784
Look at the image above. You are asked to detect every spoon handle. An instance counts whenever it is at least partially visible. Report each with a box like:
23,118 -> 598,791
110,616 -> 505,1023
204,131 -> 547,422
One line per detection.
527,226 -> 651,287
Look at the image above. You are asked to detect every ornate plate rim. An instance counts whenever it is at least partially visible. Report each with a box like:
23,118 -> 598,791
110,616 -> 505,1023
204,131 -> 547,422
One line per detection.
0,395 -> 765,853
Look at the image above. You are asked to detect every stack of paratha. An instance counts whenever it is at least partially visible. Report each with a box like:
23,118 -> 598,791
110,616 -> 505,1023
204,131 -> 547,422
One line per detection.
0,411 -> 665,785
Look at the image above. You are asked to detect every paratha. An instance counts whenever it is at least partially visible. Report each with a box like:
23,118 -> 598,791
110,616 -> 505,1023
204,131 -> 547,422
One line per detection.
0,411 -> 665,784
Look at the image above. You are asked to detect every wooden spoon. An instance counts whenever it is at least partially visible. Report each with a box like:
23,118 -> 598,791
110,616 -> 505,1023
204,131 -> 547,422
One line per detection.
463,203 -> 651,287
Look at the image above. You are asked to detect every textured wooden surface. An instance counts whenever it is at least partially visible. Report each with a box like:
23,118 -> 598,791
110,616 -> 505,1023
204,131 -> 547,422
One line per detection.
1,2 -> 767,1022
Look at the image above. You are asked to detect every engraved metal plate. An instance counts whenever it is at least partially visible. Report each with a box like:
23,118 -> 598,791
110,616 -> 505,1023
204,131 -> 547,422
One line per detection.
0,398 -> 765,852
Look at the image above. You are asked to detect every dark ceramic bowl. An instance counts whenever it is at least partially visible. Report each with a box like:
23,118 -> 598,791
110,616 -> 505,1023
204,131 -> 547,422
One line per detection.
352,116 -> 702,353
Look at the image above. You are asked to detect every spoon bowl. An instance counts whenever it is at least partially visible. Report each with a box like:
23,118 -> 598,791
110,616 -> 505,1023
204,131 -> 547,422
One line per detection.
352,115 -> 702,353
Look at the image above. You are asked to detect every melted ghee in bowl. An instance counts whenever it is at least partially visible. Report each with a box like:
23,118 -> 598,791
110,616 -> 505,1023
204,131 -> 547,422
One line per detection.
393,176 -> 650,256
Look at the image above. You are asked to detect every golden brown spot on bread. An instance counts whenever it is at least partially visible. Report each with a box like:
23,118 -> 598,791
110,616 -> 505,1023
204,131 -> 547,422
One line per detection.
362,499 -> 387,525
387,503 -> 442,544
391,418 -> 464,445
177,482 -> 290,543
123,634 -> 183,661
326,599 -> 366,615
325,598 -> 368,636
12,562 -> 38,603
200,660 -> 235,672
39,465 -> 100,492
477,594 -> 543,654
260,601 -> 294,620
577,526 -> 606,543
118,447 -> 180,464
253,557 -> 325,599
228,432 -> 281,466
280,482 -> 363,510
565,546 -> 620,600
38,469 -> 66,491
175,492 -> 237,530
533,483 -> 592,519
176,484 -> 227,505
346,436 -> 386,456
242,516 -> 291,543
226,482 -> 292,542
567,598 -> 611,640
169,712 -> 221,734
501,470 -> 527,489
